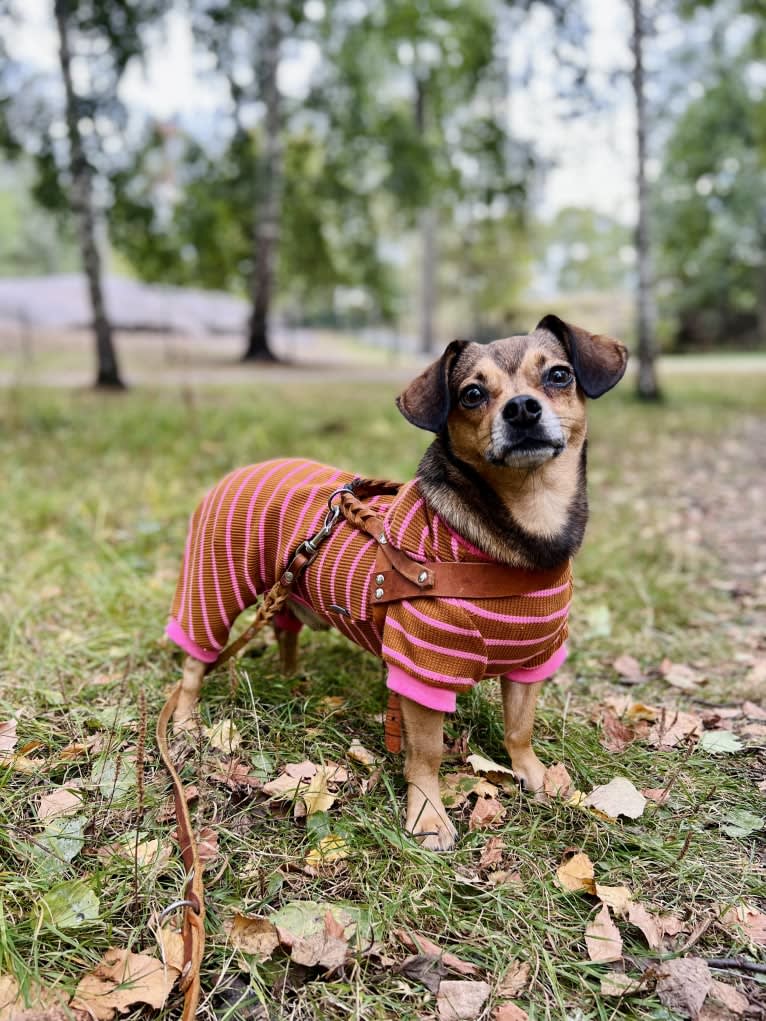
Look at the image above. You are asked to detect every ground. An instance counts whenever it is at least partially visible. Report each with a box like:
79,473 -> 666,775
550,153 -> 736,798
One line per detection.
0,367 -> 764,1020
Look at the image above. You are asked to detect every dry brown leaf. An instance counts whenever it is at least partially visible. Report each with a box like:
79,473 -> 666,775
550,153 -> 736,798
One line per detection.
626,902 -> 662,949
599,973 -> 643,996
657,913 -> 686,938
599,709 -> 638,753
289,915 -> 348,972
468,796 -> 506,831
437,980 -> 491,1021
642,787 -> 670,804
740,723 -> 766,739
441,772 -> 498,808
70,947 -> 179,1020
0,721 -> 18,754
226,913 -> 280,962
555,851 -> 596,894
741,699 -> 766,720
394,930 -> 482,977
156,785 -> 199,822
719,904 -> 766,945
583,777 -> 646,819
208,760 -> 262,789
487,870 -> 522,888
648,710 -> 703,749
304,835 -> 350,871
624,702 -> 660,723
493,1004 -> 529,1021
656,957 -> 712,1018
478,836 -> 504,869
497,960 -> 530,998
594,884 -> 632,915
37,785 -> 83,821
197,827 -> 219,865
155,922 -> 184,973
0,976 -> 67,1021
543,763 -> 573,798
584,905 -> 623,963
660,659 -> 703,691
347,740 -> 377,767
466,754 -> 515,782
295,770 -> 335,817
204,718 -> 241,753
707,979 -> 749,1016
2,754 -> 46,775
613,654 -> 644,683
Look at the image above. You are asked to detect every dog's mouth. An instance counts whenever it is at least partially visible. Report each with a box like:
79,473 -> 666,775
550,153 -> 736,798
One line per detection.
487,435 -> 566,467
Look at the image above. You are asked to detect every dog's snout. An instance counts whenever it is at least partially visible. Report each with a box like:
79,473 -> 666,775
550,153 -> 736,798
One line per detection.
503,395 -> 543,426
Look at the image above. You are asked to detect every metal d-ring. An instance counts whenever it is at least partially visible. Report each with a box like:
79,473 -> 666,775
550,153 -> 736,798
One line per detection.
159,898 -> 196,925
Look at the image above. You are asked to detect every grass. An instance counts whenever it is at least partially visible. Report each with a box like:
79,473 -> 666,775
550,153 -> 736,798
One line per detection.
0,374 -> 765,1020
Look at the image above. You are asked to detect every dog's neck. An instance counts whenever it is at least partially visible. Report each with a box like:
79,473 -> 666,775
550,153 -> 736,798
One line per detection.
417,436 -> 589,570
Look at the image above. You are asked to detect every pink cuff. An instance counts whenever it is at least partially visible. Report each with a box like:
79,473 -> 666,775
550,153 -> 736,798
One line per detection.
504,643 -> 567,683
166,617 -> 219,664
386,664 -> 458,712
273,609 -> 303,633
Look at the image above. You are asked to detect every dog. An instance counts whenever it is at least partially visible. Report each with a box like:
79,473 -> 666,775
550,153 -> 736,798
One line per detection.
166,315 -> 627,850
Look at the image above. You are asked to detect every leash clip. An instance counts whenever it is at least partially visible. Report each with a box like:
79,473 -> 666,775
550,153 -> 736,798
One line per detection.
283,484 -> 355,578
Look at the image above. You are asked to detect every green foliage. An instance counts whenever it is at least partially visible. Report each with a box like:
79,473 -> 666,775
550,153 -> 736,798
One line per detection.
0,162 -> 79,275
541,207 -> 633,294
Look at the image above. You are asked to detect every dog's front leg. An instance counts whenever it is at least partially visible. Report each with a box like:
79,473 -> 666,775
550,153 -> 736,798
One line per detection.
400,695 -> 457,851
500,679 -> 546,794
173,655 -> 205,730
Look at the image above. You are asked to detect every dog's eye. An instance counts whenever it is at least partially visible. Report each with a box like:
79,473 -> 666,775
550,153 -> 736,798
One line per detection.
546,366 -> 574,387
459,385 -> 487,409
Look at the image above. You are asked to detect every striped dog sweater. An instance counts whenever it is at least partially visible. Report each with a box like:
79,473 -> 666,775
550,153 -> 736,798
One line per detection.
167,458 -> 572,712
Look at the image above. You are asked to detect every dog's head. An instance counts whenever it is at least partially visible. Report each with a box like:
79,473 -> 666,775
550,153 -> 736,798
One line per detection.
396,315 -> 628,472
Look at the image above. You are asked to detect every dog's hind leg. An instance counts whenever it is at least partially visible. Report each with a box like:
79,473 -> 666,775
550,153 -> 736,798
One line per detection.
173,655 -> 205,731
275,626 -> 299,675
400,696 -> 457,851
500,679 -> 546,794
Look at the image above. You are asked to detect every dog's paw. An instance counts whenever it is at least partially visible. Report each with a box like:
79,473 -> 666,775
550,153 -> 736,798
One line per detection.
172,709 -> 201,733
405,802 -> 457,852
511,753 -> 546,799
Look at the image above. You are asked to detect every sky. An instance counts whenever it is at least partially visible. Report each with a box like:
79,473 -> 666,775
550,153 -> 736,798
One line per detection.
9,0 -> 644,224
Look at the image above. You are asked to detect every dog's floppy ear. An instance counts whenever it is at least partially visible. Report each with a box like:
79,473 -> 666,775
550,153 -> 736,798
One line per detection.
537,314 -> 628,398
396,339 -> 469,432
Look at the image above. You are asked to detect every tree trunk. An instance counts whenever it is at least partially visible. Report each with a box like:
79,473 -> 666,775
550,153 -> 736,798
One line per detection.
54,0 -> 124,390
244,2 -> 283,362
415,76 -> 437,355
630,0 -> 660,400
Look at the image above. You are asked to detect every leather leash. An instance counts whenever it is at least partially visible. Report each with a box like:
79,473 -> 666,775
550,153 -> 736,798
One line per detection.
157,476 -> 566,1013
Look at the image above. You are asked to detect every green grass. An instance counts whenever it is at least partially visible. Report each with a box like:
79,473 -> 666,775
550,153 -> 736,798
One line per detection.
0,376 -> 765,1019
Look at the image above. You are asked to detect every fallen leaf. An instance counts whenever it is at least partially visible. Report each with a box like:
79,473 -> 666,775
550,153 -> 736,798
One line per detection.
0,721 -> 18,754
699,731 -> 743,754
594,884 -> 632,915
208,760 -> 263,789
441,772 -> 499,808
155,921 -> 184,973
543,763 -> 573,798
271,900 -> 369,950
493,1004 -> 529,1021
156,785 -> 199,822
296,770 -> 335,817
0,977 -> 67,1020
347,740 -> 377,767
625,702 -> 660,723
226,913 -> 280,962
613,654 -> 644,683
657,913 -> 686,938
598,709 -> 637,753
486,870 -> 522,888
70,947 -> 179,1020
721,809 -> 763,838
478,836 -> 504,869
304,834 -> 350,870
394,930 -> 481,977
642,787 -> 669,804
584,905 -> 623,963
660,659 -> 703,691
437,979 -> 491,1021
600,973 -> 643,996
2,754 -> 46,775
466,754 -> 515,782
740,723 -> 766,739
289,911 -> 348,972
719,904 -> 766,945
583,778 -> 646,820
196,827 -> 219,864
468,796 -> 506,831
556,851 -> 596,893
707,979 -> 749,1015
39,879 -> 99,928
36,814 -> 86,868
626,902 -> 662,949
648,710 -> 702,749
204,718 -> 242,754
741,699 -> 766,720
497,960 -> 530,998
398,954 -> 447,994
656,957 -> 712,1018
37,786 -> 84,822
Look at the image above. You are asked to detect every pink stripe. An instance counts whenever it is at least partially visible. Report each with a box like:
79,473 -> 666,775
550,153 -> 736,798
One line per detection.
387,665 -> 457,712
385,616 -> 485,663
166,617 -> 219,664
524,580 -> 571,599
345,537 -> 375,611
485,620 -> 567,647
450,534 -> 460,559
447,598 -> 571,624
195,476 -> 228,649
209,468 -> 249,630
237,460 -> 291,598
397,495 -> 424,546
417,524 -> 429,559
185,484 -> 218,634
253,460 -> 312,592
329,526 -> 360,606
399,600 -> 478,638
505,643 -> 568,682
176,510 -> 196,623
277,466 -> 337,570
443,522 -> 492,562
224,463 -> 274,612
382,645 -> 475,687
433,514 -> 442,557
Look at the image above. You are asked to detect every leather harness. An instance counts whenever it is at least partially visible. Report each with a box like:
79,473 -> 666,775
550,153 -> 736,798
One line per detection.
156,477 -> 564,1017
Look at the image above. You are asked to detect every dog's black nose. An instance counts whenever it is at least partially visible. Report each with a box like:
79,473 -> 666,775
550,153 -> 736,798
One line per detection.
503,395 -> 543,426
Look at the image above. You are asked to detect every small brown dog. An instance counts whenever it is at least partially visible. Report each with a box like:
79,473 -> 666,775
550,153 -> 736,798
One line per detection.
167,316 -> 627,850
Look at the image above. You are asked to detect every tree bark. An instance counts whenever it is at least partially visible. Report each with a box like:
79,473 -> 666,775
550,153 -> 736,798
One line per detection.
630,0 -> 660,400
415,75 -> 437,355
54,0 -> 124,389
244,2 -> 283,362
